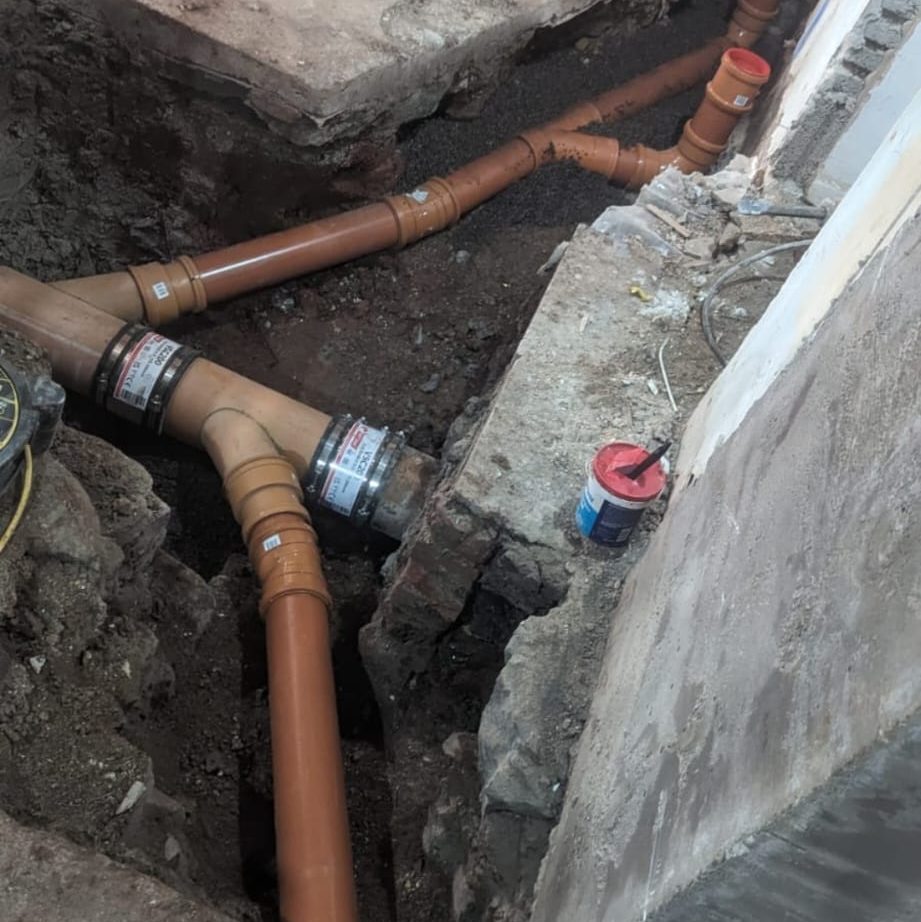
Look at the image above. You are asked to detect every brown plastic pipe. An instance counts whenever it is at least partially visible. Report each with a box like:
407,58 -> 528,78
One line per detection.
608,47 -> 773,187
0,268 -> 433,538
204,415 -> 358,922
52,0 -> 779,324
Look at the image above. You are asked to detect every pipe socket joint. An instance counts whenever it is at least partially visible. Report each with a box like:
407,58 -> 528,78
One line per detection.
129,256 -> 207,327
304,415 -> 406,529
224,456 -> 306,543
93,322 -> 200,433
520,130 -> 622,181
386,178 -> 461,247
728,0 -> 779,46
710,48 -> 772,110
676,122 -> 727,171
248,513 -> 332,615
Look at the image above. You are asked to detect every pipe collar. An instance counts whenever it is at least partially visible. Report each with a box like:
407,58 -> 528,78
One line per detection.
225,456 -> 306,543
249,513 -> 331,615
304,415 -> 405,527
385,178 -> 461,247
93,322 -> 200,433
129,256 -> 207,327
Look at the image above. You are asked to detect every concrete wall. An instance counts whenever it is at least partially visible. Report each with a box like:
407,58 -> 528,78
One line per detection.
530,82 -> 921,922
651,712 -> 921,921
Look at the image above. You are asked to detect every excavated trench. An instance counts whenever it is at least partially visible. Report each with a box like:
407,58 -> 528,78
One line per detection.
0,1 -> 778,919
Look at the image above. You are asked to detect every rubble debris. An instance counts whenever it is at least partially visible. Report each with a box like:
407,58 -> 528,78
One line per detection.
684,236 -> 717,259
629,284 -> 654,301
645,202 -> 692,237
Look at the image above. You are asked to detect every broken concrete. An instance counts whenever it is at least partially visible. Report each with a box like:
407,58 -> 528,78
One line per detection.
75,0 -> 667,148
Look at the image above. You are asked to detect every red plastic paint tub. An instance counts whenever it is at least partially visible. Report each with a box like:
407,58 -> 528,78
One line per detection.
575,441 -> 668,548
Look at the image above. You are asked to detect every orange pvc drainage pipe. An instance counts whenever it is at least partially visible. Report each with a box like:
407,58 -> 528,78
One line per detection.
265,588 -> 355,922
209,421 -> 358,922
0,268 -> 434,539
52,0 -> 780,325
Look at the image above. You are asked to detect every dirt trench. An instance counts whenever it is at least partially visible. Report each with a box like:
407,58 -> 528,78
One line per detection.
0,1 -> 742,919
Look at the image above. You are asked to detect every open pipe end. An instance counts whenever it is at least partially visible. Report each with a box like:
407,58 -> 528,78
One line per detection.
724,48 -> 771,82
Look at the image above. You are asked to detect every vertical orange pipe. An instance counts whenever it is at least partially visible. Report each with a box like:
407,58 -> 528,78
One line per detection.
265,590 -> 357,922
217,435 -> 359,922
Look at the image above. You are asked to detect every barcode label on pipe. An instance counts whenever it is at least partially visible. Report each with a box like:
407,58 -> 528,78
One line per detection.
152,281 -> 170,300
734,94 -> 750,106
113,332 -> 181,410
262,534 -> 282,552
320,421 -> 386,517
408,189 -> 429,203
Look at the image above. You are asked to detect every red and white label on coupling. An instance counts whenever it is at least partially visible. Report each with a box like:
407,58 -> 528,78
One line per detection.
320,421 -> 386,517
113,332 -> 181,410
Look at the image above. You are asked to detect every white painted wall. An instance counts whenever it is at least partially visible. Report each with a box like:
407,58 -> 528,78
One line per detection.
810,18 -> 921,201
678,86 -> 921,483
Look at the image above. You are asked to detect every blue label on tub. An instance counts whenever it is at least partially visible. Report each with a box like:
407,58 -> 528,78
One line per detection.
576,492 -> 643,547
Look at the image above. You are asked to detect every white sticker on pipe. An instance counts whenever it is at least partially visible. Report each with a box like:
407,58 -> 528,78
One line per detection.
408,189 -> 429,203
113,332 -> 181,410
262,533 -> 282,552
152,281 -> 170,301
320,421 -> 386,517
734,94 -> 750,106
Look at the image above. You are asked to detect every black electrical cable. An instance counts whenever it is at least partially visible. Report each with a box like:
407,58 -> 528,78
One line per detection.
700,239 -> 815,367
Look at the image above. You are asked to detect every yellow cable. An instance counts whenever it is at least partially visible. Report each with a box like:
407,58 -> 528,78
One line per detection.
0,445 -> 33,555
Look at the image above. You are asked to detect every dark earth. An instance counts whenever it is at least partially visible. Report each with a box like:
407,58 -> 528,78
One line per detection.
0,1 -> 774,919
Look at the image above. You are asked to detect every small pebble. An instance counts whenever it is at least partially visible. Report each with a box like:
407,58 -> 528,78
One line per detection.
718,221 -> 742,252
164,834 -> 182,862
684,236 -> 716,260
115,780 -> 146,816
419,373 -> 441,394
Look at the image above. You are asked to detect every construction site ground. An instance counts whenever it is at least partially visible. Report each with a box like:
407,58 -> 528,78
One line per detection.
0,1 -> 817,919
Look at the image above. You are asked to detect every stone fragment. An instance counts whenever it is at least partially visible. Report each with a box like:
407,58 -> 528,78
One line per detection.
718,220 -> 742,252
115,780 -> 147,816
684,236 -> 717,259
163,834 -> 182,862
